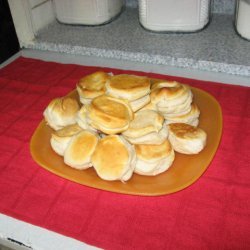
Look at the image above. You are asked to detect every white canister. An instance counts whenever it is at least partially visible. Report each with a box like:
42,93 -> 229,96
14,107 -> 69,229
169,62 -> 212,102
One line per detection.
138,0 -> 211,32
235,0 -> 250,40
53,0 -> 124,25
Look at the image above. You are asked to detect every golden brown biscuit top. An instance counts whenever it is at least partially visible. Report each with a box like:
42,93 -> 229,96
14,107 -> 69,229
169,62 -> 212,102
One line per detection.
92,135 -> 129,176
67,131 -> 98,161
49,97 -> 80,116
78,71 -> 109,91
150,83 -> 190,102
135,140 -> 173,160
90,95 -> 133,121
168,123 -> 201,139
109,74 -> 150,91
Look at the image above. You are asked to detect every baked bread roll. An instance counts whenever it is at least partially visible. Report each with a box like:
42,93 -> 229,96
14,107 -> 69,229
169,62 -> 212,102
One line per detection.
43,96 -> 80,130
150,81 -> 193,117
50,124 -> 82,156
64,130 -> 99,169
164,103 -> 200,126
91,135 -> 136,181
76,71 -> 110,104
168,123 -> 207,154
76,106 -> 97,132
86,95 -> 134,134
106,74 -> 151,101
123,110 -> 164,138
134,140 -> 175,176
157,92 -> 193,118
122,110 -> 168,145
106,74 -> 151,111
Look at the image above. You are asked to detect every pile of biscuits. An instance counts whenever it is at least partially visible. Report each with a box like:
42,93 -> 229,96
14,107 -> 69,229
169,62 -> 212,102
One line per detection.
43,72 -> 207,182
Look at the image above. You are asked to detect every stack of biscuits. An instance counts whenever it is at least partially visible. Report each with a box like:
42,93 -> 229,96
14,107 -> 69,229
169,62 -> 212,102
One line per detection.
43,71 -> 207,182
149,81 -> 199,125
106,74 -> 151,112
76,71 -> 110,104
122,109 -> 168,145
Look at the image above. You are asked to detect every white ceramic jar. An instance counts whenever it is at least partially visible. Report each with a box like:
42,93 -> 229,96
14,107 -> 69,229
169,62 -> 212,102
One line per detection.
138,0 -> 211,32
235,0 -> 250,40
53,0 -> 124,25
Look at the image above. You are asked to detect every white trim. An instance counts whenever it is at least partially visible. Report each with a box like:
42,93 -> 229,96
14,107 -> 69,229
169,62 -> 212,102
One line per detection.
0,214 -> 100,250
8,0 -> 35,47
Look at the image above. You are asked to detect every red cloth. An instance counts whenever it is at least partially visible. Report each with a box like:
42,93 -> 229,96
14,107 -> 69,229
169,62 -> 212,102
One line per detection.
0,57 -> 250,249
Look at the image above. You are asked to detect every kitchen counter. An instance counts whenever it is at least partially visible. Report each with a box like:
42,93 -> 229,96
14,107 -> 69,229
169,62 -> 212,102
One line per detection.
25,7 -> 250,77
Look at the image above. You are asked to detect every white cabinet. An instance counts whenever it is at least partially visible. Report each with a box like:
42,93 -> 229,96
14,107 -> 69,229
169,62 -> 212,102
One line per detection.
8,0 -> 55,46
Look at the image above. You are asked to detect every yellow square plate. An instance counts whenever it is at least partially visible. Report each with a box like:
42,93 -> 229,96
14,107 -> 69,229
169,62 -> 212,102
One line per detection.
30,82 -> 222,196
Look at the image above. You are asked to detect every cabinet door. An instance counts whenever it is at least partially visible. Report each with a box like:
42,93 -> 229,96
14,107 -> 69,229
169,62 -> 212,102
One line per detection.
0,0 -> 19,64
7,0 -> 55,48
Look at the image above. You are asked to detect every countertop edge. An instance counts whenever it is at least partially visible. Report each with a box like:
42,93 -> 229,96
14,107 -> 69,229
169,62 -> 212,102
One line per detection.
25,41 -> 250,77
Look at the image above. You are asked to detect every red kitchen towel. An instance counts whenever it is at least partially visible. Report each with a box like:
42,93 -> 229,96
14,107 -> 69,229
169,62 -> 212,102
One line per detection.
0,57 -> 250,250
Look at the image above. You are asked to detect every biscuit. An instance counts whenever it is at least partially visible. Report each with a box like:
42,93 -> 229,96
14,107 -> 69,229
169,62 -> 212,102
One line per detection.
76,71 -> 110,104
50,124 -> 83,156
168,123 -> 207,154
122,110 -> 164,138
64,130 -> 99,169
106,74 -> 151,101
87,95 -> 134,134
134,140 -> 175,176
91,135 -> 136,181
43,96 -> 80,130
164,103 -> 200,126
76,106 -> 97,132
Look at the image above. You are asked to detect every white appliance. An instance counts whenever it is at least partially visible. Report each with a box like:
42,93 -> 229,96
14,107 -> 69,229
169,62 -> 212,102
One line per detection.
53,0 -> 124,25
235,0 -> 250,40
138,0 -> 211,32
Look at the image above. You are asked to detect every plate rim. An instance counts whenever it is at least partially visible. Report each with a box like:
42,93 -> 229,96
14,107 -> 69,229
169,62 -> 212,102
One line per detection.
30,85 -> 223,196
